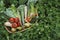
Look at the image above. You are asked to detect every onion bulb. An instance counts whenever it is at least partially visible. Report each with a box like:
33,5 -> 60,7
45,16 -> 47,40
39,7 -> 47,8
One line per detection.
11,28 -> 16,32
17,27 -> 22,30
24,23 -> 31,27
4,22 -> 12,27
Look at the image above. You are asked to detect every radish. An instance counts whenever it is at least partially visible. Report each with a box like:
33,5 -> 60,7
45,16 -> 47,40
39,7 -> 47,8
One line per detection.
4,22 -> 12,27
25,16 -> 31,22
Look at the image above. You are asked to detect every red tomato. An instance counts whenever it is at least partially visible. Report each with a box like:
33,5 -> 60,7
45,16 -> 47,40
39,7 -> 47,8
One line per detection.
17,22 -> 21,27
9,18 -> 15,23
14,17 -> 19,23
11,23 -> 18,28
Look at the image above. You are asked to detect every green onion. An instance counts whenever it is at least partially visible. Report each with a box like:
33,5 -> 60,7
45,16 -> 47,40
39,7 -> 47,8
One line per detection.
25,6 -> 28,19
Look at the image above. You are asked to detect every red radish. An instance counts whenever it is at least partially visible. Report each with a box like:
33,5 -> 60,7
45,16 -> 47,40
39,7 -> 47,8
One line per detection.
9,18 -> 15,23
11,23 -> 18,28
25,17 -> 31,22
14,17 -> 19,23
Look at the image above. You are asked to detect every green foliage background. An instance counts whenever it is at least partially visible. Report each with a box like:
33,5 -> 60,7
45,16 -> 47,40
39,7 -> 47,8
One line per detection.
0,0 -> 60,40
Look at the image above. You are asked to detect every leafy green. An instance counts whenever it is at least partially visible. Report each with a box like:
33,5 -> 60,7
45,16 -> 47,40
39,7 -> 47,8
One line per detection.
4,8 -> 16,18
0,0 -> 5,13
